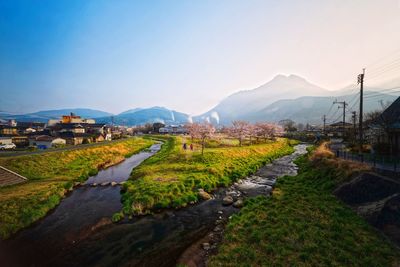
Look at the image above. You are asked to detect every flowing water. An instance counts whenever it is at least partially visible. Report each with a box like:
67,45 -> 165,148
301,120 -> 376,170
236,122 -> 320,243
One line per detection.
0,144 -> 308,267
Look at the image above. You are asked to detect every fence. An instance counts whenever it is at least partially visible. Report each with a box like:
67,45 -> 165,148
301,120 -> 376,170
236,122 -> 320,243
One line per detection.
335,150 -> 400,176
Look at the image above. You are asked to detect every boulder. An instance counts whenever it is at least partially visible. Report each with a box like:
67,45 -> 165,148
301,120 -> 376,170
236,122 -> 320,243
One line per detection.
92,183 -> 97,187
101,182 -> 110,186
111,182 -> 117,186
213,225 -> 223,232
222,196 -> 234,206
233,199 -> 244,208
198,189 -> 212,200
226,190 -> 241,201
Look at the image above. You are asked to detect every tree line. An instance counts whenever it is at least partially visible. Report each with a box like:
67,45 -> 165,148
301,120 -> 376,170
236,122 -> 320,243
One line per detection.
186,121 -> 283,154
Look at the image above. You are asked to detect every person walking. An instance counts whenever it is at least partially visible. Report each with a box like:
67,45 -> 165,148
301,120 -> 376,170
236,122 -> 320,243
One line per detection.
183,143 -> 187,150
190,143 -> 193,151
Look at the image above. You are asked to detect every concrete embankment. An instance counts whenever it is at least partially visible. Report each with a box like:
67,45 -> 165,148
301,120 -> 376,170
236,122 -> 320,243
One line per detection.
334,172 -> 400,246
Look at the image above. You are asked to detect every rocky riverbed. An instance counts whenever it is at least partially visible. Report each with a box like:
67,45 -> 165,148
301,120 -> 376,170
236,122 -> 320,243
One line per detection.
177,144 -> 308,267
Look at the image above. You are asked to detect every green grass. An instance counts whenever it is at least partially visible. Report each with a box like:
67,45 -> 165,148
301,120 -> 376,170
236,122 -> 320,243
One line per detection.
208,152 -> 400,267
121,136 -> 295,215
0,137 -> 154,240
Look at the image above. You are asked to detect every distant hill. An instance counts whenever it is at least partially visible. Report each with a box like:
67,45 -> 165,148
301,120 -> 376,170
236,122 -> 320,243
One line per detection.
118,108 -> 143,116
96,106 -> 190,126
0,108 -> 113,123
195,74 -> 398,125
31,108 -> 113,118
249,92 -> 397,124
195,74 -> 330,124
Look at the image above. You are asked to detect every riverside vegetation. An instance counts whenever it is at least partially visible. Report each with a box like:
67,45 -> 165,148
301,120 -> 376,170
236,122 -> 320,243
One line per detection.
0,137 -> 154,239
208,144 -> 400,267
120,136 -> 296,217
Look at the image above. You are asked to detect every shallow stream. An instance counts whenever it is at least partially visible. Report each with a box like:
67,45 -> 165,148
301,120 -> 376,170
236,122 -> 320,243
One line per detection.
0,144 -> 308,267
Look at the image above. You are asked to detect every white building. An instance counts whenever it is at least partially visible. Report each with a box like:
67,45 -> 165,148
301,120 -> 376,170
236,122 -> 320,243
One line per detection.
159,125 -> 188,134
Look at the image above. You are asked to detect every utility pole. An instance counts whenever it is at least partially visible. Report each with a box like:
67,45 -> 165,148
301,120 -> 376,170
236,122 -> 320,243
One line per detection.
358,69 -> 365,156
352,111 -> 357,143
333,100 -> 348,137
322,115 -> 326,134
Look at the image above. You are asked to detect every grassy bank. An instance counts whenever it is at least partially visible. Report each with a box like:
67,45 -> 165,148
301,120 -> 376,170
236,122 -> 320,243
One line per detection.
208,145 -> 399,267
0,137 -> 154,239
121,136 -> 295,216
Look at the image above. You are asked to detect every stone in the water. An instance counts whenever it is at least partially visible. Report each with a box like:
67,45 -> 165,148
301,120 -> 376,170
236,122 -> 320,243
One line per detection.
217,210 -> 223,214
202,242 -> 210,250
198,189 -> 212,200
213,225 -> 223,232
111,182 -> 117,186
92,183 -> 97,187
233,199 -> 244,208
101,182 -> 110,186
226,190 -> 241,200
222,196 -> 234,206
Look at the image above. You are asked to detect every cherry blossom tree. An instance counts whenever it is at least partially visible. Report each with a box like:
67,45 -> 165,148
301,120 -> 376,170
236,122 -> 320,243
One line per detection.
255,122 -> 280,142
185,123 -> 200,142
228,120 -> 250,146
197,122 -> 216,155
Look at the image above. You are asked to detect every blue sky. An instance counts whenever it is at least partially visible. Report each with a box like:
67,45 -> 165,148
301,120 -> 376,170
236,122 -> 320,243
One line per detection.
1,0 -> 400,114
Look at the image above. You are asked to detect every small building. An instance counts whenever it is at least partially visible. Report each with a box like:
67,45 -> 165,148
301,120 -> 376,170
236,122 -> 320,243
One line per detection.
370,96 -> 400,155
0,125 -> 18,136
29,135 -> 66,149
58,132 -> 91,145
0,137 -> 13,145
85,123 -> 107,134
59,124 -> 85,134
16,122 -> 45,132
159,125 -> 188,134
105,133 -> 112,141
12,136 -> 29,148
326,122 -> 353,137
61,113 -> 96,124
92,133 -> 105,143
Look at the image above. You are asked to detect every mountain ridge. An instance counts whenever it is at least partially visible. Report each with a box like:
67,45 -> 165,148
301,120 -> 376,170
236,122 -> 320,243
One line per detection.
1,75 -> 397,126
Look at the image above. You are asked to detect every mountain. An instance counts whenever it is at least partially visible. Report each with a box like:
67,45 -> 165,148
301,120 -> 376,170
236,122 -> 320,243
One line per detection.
196,74 -> 398,125
0,108 -> 113,123
96,107 -> 190,126
196,74 -> 330,124
118,108 -> 143,116
249,92 -> 397,124
31,108 -> 113,118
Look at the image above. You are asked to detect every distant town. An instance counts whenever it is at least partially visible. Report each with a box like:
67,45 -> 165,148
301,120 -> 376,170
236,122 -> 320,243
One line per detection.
0,112 -> 192,150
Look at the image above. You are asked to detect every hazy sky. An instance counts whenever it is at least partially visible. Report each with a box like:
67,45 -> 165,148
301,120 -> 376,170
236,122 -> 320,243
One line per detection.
1,0 -> 400,115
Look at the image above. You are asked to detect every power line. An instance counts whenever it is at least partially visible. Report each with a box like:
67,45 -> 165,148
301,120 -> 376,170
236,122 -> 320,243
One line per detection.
325,102 -> 335,118
364,86 -> 400,96
366,58 -> 400,76
364,48 -> 400,70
